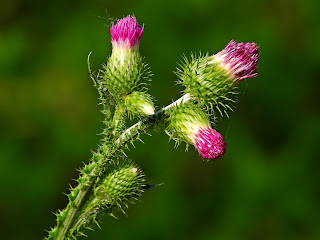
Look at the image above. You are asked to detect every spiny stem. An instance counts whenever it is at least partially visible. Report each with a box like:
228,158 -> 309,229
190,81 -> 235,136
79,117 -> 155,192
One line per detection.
111,102 -> 125,137
56,190 -> 89,240
162,93 -> 191,110
69,196 -> 102,235
50,93 -> 190,240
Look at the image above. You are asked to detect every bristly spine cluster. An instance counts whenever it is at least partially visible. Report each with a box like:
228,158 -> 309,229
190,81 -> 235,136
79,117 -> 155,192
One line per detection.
45,14 -> 260,240
176,53 -> 236,117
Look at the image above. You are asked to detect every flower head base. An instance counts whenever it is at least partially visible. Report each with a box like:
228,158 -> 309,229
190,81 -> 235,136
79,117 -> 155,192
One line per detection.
110,15 -> 144,50
166,104 -> 226,161
211,40 -> 259,82
193,127 -> 226,160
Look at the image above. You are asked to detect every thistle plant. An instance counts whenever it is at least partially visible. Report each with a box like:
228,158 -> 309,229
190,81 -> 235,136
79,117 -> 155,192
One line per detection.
45,15 -> 259,239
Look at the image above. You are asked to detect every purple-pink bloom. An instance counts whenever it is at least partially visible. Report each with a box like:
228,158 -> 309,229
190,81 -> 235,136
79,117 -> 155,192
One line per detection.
213,40 -> 259,81
110,15 -> 144,49
193,127 -> 226,160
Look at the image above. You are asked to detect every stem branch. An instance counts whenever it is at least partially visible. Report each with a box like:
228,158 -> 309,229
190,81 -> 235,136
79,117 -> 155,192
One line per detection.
50,93 -> 190,239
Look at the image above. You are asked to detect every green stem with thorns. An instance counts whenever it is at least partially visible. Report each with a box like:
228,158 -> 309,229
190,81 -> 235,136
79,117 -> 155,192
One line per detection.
47,93 -> 190,240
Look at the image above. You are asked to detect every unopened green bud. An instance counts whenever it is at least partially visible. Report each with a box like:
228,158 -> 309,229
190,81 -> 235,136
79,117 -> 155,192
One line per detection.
177,41 -> 259,115
125,91 -> 155,116
94,160 -> 145,205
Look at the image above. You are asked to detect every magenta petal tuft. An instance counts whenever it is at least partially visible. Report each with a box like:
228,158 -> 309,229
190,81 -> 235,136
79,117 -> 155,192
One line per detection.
215,40 -> 259,81
110,15 -> 144,48
193,127 -> 226,160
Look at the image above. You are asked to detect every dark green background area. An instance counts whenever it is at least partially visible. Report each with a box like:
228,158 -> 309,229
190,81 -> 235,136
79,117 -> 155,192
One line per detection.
1,0 -> 319,239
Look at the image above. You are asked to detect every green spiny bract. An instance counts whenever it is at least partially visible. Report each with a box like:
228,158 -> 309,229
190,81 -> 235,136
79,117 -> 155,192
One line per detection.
165,103 -> 210,145
94,159 -> 145,207
125,91 -> 155,117
102,51 -> 151,100
176,53 -> 238,117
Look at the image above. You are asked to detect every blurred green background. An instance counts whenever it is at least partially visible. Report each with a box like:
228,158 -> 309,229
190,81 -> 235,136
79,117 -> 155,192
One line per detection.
1,0 -> 320,239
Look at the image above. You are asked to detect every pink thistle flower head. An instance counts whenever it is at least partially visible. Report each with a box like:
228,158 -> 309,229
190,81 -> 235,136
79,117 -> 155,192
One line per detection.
167,105 -> 226,161
193,127 -> 226,160
212,40 -> 259,82
110,15 -> 144,49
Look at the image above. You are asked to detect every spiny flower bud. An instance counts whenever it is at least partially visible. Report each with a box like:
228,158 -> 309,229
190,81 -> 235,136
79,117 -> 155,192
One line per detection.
177,40 -> 259,115
124,91 -> 155,116
166,104 -> 226,160
103,15 -> 150,97
94,160 -> 145,205
209,40 -> 259,82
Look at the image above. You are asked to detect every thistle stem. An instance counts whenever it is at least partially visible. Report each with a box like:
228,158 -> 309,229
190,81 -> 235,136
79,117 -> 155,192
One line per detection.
48,93 -> 190,240
55,190 -> 90,240
111,102 -> 125,137
162,93 -> 191,110
69,196 -> 102,236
